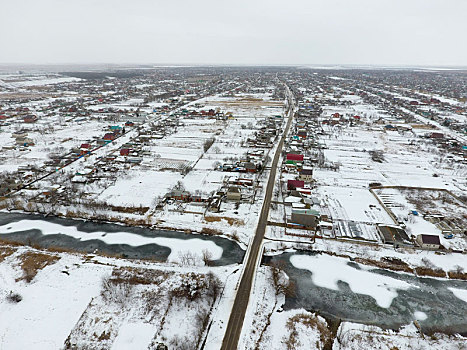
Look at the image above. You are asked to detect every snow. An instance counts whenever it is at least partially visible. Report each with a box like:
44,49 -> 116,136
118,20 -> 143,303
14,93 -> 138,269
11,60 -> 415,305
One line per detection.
0,249 -> 108,350
112,322 -> 156,350
448,287 -> 467,303
100,169 -> 183,207
0,220 -> 223,263
290,254 -> 414,308
0,76 -> 81,87
414,311 -> 428,321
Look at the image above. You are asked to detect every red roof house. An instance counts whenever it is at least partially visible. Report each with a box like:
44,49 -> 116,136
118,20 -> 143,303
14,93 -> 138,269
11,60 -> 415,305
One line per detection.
120,148 -> 131,156
286,154 -> 304,162
287,179 -> 305,190
103,133 -> 117,141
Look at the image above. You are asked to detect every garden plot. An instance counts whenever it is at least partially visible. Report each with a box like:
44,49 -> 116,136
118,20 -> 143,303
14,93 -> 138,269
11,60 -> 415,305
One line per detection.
99,169 -> 182,207
318,186 -> 394,225
0,117 -> 105,173
66,267 -> 221,350
0,244 -> 234,350
182,170 -> 226,194
318,121 -> 463,191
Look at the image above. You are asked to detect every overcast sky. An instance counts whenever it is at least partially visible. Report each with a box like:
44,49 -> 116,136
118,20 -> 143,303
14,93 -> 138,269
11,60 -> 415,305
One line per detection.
1,0 -> 466,66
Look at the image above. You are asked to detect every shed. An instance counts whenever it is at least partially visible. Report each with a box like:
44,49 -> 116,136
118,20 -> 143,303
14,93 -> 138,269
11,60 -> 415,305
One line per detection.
226,186 -> 241,201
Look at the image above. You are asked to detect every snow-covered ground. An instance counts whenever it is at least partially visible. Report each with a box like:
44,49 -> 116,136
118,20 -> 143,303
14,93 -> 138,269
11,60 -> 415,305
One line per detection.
0,243 -> 240,350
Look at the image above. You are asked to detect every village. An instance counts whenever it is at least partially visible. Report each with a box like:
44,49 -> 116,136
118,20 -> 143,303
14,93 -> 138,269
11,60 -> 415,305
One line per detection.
0,66 -> 466,350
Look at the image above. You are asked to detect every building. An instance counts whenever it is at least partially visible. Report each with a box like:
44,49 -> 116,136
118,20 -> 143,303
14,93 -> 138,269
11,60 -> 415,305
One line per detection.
290,208 -> 320,229
416,234 -> 441,249
287,179 -> 305,190
120,148 -> 131,156
226,186 -> 241,201
23,115 -> 38,123
298,167 -> 313,182
377,225 -> 411,246
286,153 -> 304,162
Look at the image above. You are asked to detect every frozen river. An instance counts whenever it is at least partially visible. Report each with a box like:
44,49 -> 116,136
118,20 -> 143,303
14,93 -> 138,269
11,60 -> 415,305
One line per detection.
0,212 -> 245,266
267,251 -> 467,335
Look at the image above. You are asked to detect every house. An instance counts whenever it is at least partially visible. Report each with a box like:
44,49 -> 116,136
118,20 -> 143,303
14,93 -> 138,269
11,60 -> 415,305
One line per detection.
430,132 -> 444,139
287,179 -> 305,190
169,190 -> 191,201
80,143 -> 92,155
244,162 -> 257,173
103,133 -> 117,141
416,234 -> 441,249
286,153 -> 304,162
226,186 -> 241,201
120,148 -> 131,156
15,137 -> 34,147
23,115 -> 38,123
298,166 -> 313,182
71,175 -> 87,184
290,208 -> 320,229
297,130 -> 307,139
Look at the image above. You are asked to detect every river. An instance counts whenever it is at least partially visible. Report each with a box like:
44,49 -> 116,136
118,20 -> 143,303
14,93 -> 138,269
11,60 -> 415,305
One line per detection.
266,251 -> 467,335
0,212 -> 244,266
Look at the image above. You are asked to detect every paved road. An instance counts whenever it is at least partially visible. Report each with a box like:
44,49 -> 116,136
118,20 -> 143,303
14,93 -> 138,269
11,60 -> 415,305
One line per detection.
220,86 -> 295,350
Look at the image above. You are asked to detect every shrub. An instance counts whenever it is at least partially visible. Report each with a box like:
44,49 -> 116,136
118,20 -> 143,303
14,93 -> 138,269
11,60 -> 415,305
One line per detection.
6,292 -> 22,303
17,251 -> 60,283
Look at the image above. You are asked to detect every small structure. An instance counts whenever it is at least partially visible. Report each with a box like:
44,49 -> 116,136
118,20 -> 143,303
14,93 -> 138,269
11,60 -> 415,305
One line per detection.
226,186 -> 241,201
416,234 -> 441,249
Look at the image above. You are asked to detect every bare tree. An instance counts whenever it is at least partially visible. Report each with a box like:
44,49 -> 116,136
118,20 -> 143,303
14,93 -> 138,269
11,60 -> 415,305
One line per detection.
202,249 -> 214,266
269,261 -> 295,297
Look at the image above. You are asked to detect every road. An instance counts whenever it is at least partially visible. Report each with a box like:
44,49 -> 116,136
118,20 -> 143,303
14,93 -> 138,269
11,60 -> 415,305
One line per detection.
220,86 -> 295,350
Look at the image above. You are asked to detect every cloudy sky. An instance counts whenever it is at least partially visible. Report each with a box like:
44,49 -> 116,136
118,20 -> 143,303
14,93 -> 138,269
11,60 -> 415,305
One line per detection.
1,0 -> 466,66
